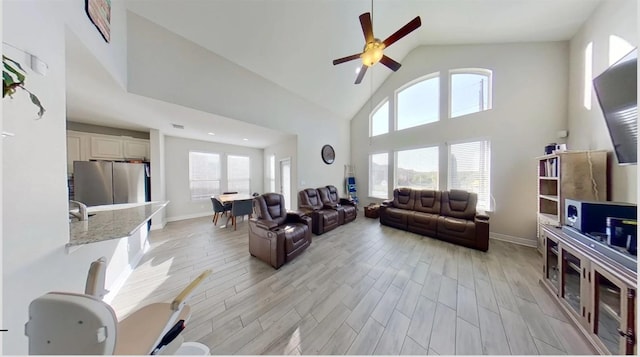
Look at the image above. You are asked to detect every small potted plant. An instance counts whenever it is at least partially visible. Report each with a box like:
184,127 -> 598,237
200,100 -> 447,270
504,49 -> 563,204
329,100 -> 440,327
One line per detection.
3,55 -> 45,118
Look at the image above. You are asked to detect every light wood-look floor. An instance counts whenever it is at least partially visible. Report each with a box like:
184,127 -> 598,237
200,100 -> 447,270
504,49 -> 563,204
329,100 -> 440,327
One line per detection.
111,215 -> 596,355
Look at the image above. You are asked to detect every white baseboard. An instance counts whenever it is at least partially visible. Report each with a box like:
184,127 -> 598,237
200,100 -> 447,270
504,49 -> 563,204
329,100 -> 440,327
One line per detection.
490,232 -> 537,248
166,212 -> 212,222
103,239 -> 150,305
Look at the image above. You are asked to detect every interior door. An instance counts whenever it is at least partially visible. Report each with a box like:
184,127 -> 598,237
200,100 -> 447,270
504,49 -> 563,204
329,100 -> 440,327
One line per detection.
279,158 -> 291,210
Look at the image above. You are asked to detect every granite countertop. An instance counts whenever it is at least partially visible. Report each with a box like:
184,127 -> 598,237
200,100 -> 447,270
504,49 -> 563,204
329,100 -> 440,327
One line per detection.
68,201 -> 169,247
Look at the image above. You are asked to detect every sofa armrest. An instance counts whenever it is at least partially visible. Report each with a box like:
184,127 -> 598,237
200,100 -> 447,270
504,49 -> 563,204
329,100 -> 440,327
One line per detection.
339,198 -> 355,206
476,213 -> 490,221
381,200 -> 393,207
287,211 -> 309,223
474,216 -> 490,252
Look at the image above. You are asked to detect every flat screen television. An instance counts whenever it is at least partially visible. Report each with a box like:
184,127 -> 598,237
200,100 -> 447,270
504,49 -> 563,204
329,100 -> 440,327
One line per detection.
593,48 -> 638,165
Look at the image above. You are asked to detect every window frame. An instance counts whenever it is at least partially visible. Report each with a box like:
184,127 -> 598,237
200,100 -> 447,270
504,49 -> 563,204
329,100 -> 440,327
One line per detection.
448,68 -> 493,119
394,72 -> 441,131
188,151 -> 221,200
446,138 -> 492,211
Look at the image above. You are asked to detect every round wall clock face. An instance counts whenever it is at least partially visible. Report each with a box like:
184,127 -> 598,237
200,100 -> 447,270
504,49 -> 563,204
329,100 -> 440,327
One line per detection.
321,144 -> 335,164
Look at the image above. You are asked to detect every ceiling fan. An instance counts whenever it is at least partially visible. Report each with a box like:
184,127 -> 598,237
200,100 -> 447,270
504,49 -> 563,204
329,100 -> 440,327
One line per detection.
333,12 -> 421,84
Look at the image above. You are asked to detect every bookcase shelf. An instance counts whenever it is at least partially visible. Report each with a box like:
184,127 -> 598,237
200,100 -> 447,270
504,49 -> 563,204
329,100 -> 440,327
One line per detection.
536,150 -> 607,253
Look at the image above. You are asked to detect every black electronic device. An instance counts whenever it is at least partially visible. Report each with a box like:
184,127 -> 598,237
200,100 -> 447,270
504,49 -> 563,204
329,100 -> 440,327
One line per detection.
592,47 -> 637,165
565,198 -> 637,236
606,217 -> 637,248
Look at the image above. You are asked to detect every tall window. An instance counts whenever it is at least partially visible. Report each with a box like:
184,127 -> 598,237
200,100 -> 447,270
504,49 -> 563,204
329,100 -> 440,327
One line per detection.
370,100 -> 389,137
448,140 -> 491,211
269,155 -> 276,192
396,75 -> 440,130
395,147 -> 439,189
369,153 -> 388,199
189,151 -> 221,200
227,155 -> 250,195
584,42 -> 593,110
450,70 -> 492,118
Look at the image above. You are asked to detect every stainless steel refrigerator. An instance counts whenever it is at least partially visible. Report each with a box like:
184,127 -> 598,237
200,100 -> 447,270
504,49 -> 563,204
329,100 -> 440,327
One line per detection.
73,161 -> 148,206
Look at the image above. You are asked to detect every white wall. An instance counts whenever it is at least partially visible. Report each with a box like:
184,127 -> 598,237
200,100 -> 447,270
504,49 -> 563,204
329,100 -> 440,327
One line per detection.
264,137 -> 298,207
351,42 -> 570,245
126,13 -> 351,203
164,136 -> 264,221
568,0 -> 637,203
1,1 -> 143,354
150,129 -> 167,229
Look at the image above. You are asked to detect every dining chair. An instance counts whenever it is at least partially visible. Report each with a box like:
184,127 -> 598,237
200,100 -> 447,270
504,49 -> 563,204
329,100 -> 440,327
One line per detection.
222,191 -> 238,195
210,197 -> 230,225
230,198 -> 254,230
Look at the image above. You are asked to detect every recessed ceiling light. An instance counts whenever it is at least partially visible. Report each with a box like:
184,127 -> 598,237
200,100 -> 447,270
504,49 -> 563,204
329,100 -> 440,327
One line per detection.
242,138 -> 249,141
208,132 -> 215,136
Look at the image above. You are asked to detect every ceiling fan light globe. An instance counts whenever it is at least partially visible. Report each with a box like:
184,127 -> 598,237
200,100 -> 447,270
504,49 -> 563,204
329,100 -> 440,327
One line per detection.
361,41 -> 385,66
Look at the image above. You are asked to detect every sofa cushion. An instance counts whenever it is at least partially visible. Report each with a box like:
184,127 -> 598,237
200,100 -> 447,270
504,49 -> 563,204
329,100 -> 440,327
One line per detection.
441,190 -> 477,220
437,216 -> 476,240
393,187 -> 415,210
407,211 -> 438,236
413,190 -> 441,214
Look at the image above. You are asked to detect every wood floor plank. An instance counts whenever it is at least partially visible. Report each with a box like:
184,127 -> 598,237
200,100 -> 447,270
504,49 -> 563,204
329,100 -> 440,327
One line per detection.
346,317 -> 385,355
515,297 -> 564,351
499,306 -> 539,355
236,309 -> 302,355
210,319 -> 263,355
410,261 -> 429,284
546,316 -> 596,355
370,284 -> 403,326
421,271 -> 442,301
258,288 -> 311,330
263,313 -> 319,355
342,276 -> 376,311
318,322 -> 358,355
477,306 -> 511,355
457,284 -> 479,326
310,283 -> 353,323
534,338 -> 567,355
438,276 -> 458,310
400,336 -> 428,355
428,303 -> 457,355
492,278 -> 519,312
373,310 -> 412,355
406,296 -> 437,349
475,277 -> 499,313
396,280 -> 422,317
456,317 -> 483,355
299,303 -> 352,354
345,288 -> 384,333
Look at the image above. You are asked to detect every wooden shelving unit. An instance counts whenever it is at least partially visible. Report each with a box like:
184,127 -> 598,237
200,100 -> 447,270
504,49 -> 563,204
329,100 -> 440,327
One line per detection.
536,150 -> 607,253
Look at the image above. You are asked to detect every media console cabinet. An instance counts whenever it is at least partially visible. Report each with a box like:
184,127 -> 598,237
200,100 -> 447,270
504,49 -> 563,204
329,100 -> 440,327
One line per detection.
540,224 -> 636,355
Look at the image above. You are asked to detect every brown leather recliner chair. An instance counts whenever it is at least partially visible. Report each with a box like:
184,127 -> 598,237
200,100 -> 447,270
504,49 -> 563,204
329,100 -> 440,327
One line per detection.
379,187 -> 414,229
437,190 -> 489,251
249,193 -> 312,269
318,185 -> 358,224
298,188 -> 340,235
407,189 -> 440,237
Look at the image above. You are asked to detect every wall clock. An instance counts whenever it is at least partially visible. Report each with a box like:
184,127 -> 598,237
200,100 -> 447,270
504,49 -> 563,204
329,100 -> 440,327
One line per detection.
321,145 -> 335,165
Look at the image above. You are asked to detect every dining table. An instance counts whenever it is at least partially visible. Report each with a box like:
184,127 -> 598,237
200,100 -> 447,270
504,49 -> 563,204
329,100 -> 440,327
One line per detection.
213,193 -> 255,228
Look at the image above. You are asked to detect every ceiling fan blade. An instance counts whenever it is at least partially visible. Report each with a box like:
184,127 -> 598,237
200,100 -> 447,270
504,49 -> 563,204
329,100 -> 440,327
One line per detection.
380,55 -> 401,71
382,16 -> 422,48
354,65 -> 368,84
332,53 -> 362,66
359,12 -> 374,43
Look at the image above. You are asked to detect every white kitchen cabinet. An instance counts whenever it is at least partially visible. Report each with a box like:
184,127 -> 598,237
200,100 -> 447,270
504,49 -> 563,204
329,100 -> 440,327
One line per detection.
123,138 -> 150,160
90,135 -> 124,159
66,131 -> 90,174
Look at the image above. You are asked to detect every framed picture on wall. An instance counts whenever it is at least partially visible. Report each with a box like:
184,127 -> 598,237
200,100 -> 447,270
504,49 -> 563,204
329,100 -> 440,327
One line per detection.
85,0 -> 111,43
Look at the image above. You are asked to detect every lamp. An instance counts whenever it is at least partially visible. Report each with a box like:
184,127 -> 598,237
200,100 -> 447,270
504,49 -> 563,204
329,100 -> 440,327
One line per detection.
361,39 -> 385,67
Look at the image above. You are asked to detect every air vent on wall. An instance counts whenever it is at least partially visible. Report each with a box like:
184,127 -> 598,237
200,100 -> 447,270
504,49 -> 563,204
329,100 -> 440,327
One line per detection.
172,123 -> 184,129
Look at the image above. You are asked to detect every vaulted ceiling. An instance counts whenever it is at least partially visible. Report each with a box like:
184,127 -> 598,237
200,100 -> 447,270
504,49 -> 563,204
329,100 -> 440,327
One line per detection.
66,0 -> 603,147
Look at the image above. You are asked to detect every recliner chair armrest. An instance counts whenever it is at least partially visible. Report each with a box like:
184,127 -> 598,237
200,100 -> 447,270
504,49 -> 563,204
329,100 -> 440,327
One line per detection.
323,203 -> 338,210
339,198 -> 355,206
381,200 -> 393,207
252,218 -> 279,230
286,211 -> 309,222
475,213 -> 490,221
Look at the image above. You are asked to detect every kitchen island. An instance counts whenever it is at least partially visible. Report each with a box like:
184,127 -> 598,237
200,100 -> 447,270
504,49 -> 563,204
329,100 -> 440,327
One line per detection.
68,201 -> 169,248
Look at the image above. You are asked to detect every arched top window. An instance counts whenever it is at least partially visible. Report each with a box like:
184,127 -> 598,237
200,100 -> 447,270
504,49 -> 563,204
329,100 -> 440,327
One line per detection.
370,99 -> 389,137
449,69 -> 492,118
396,73 -> 440,131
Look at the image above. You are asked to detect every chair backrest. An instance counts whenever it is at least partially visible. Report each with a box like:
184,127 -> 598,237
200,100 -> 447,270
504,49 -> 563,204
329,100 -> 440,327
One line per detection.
232,198 -> 254,217
254,193 -> 287,226
211,197 -> 227,212
441,190 -> 477,219
393,187 -> 414,210
223,191 -> 238,195
299,188 -> 323,210
413,189 -> 441,214
326,185 -> 340,203
252,192 -> 260,197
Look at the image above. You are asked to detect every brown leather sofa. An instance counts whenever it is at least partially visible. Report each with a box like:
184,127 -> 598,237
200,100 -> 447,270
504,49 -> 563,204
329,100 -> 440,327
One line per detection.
318,185 -> 358,224
249,193 -> 312,268
380,188 -> 489,251
298,188 -> 341,234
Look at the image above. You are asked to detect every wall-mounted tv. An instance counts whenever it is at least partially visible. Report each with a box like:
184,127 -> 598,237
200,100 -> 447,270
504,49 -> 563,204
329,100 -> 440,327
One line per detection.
593,48 -> 637,165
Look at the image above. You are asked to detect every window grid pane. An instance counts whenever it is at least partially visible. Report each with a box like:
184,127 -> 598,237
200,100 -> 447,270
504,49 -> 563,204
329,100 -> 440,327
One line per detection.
189,152 -> 221,199
371,101 -> 389,136
448,141 -> 491,211
369,153 -> 388,199
397,77 -> 440,130
395,147 -> 439,190
228,155 -> 251,195
451,72 -> 491,118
